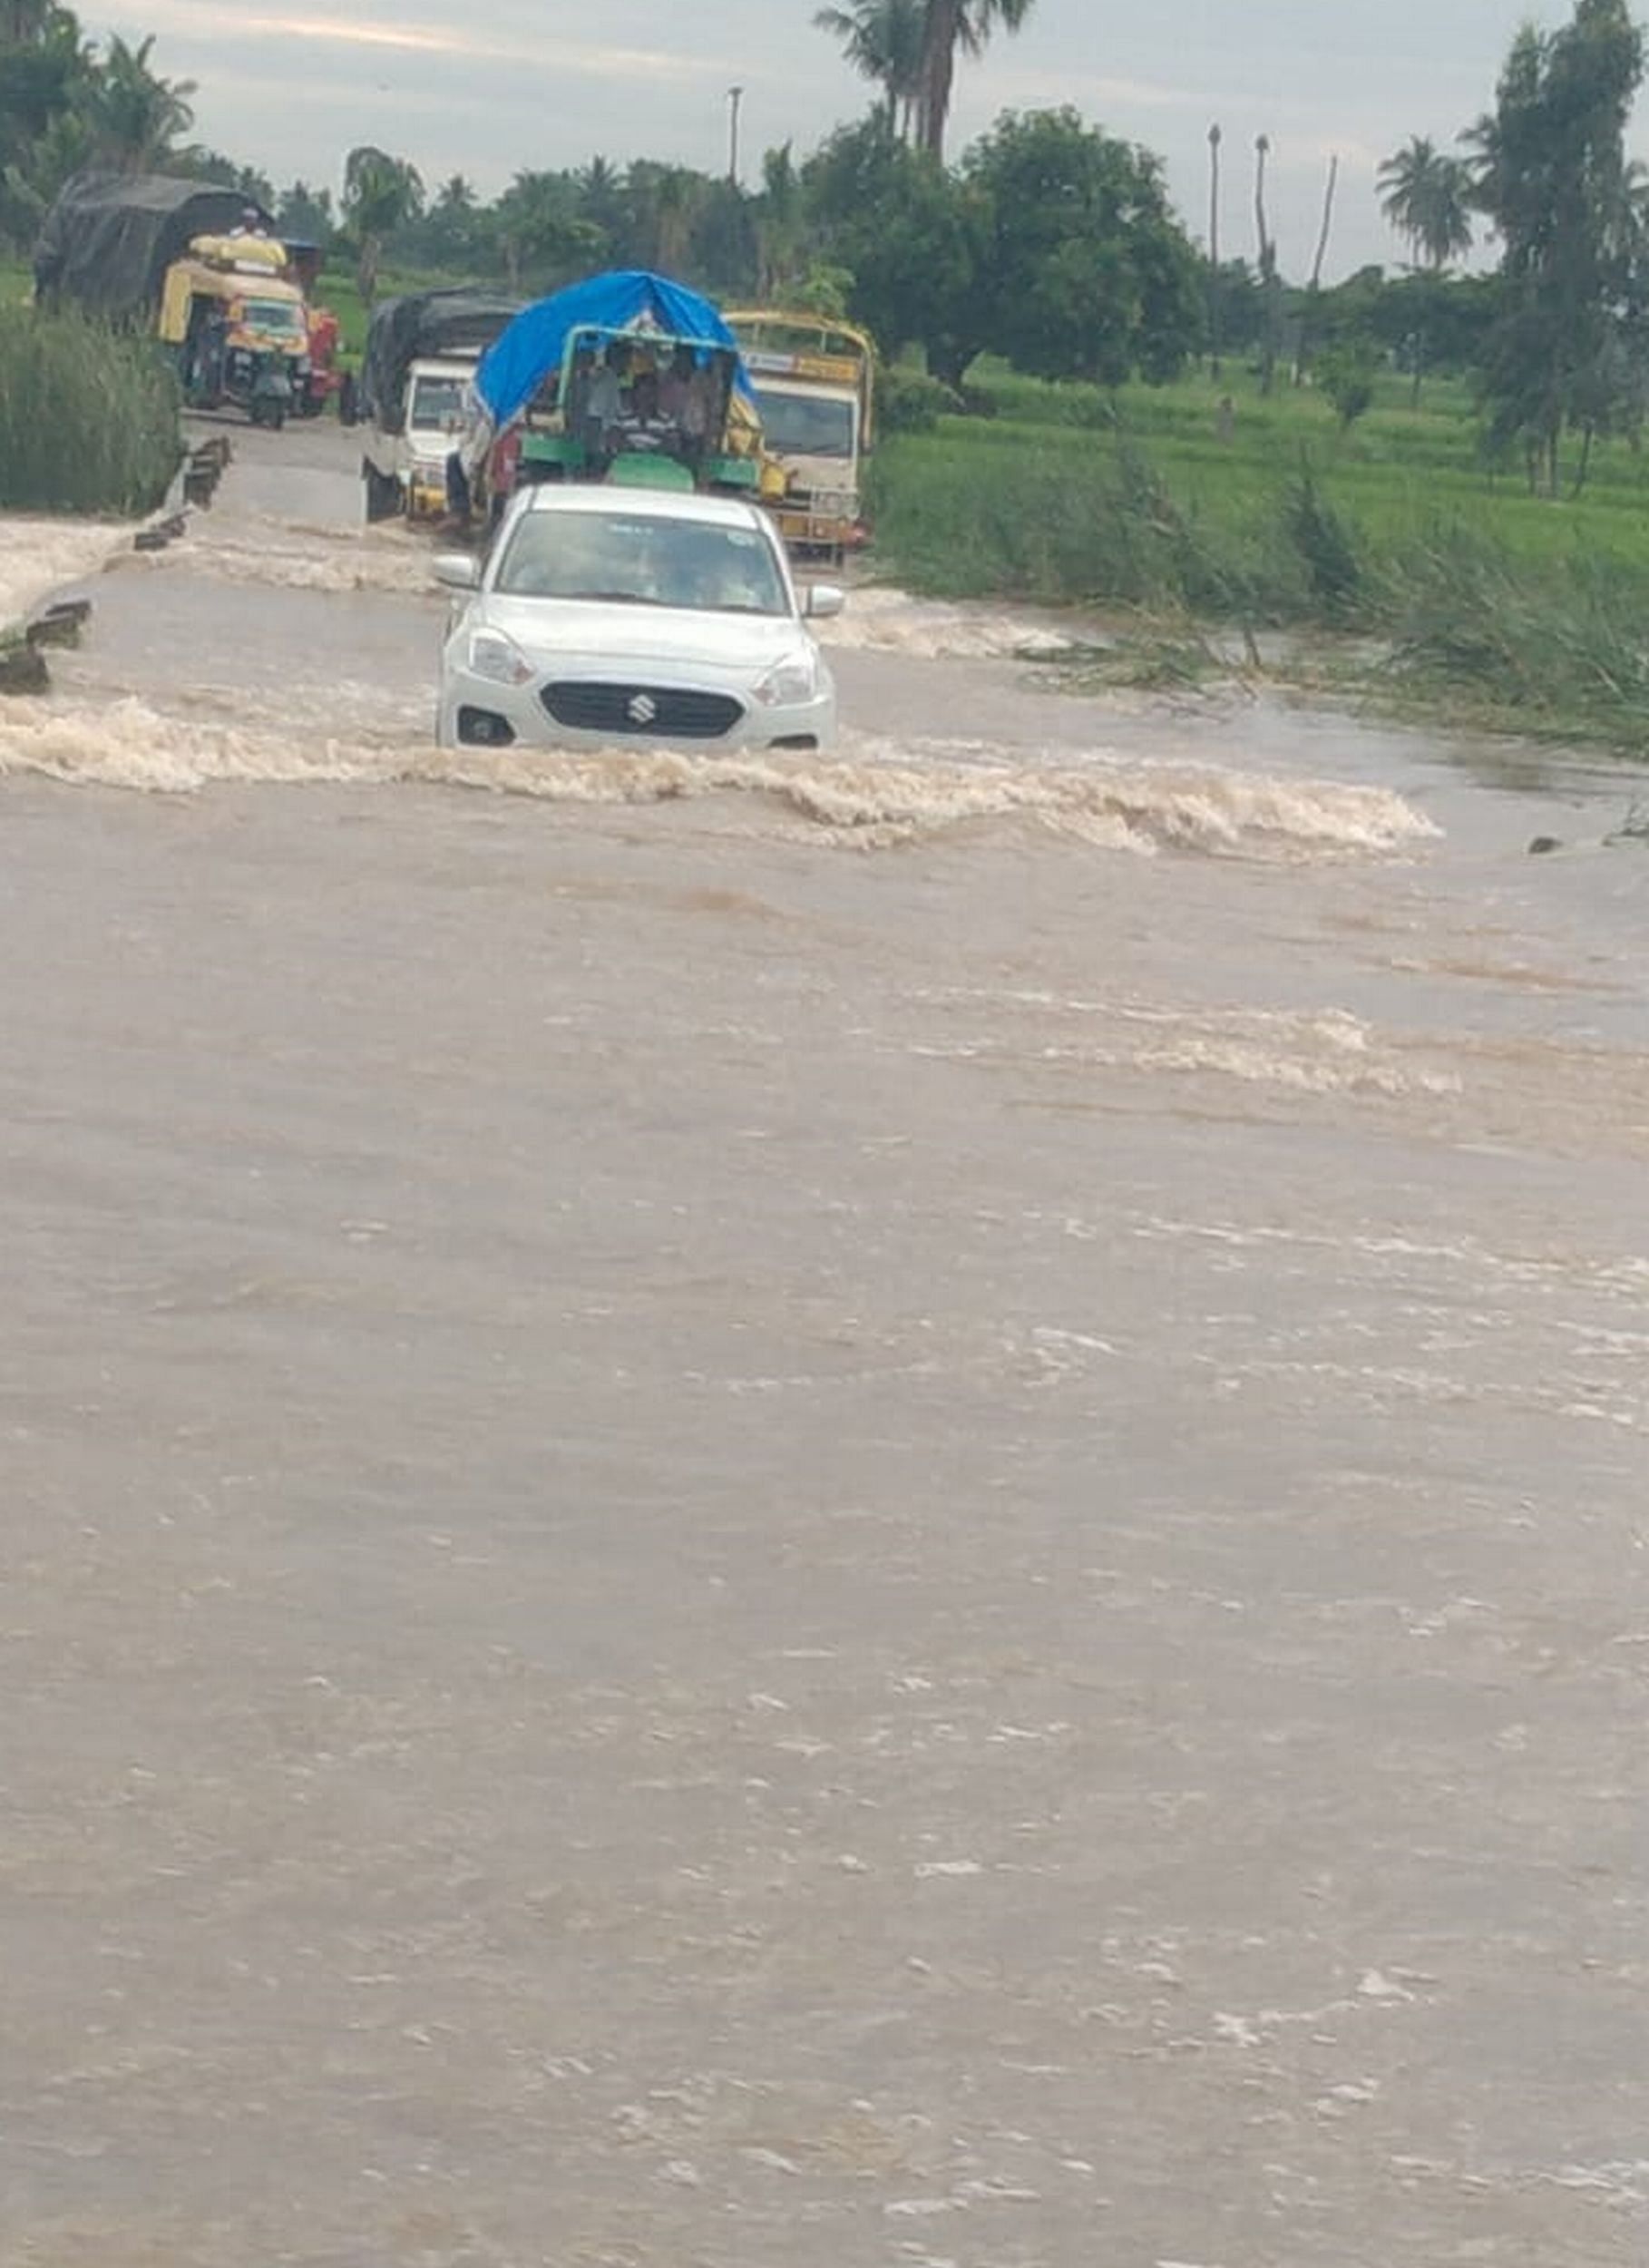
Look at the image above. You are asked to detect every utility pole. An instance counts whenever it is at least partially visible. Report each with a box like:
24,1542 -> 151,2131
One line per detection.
727,84 -> 744,185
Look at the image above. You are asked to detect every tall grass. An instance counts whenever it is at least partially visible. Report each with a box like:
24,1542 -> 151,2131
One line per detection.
0,306 -> 181,514
867,378 -> 1649,745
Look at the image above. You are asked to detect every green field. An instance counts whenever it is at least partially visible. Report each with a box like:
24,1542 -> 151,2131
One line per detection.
876,363 -> 1649,589
868,363 -> 1649,748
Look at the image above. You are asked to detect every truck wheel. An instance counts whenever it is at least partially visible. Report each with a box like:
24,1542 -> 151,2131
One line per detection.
362,462 -> 398,523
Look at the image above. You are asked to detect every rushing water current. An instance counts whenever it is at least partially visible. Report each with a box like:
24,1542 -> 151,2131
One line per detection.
3,419 -> 1646,2267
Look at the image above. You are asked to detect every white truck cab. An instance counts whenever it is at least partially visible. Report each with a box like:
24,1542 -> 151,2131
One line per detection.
357,288 -> 522,525
727,312 -> 876,560
362,355 -> 476,523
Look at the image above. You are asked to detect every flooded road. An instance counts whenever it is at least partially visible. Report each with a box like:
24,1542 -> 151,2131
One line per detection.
3,421 -> 1646,2267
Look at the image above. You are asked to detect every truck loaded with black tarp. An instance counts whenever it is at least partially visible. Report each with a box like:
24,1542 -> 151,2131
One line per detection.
359,287 -> 523,436
34,172 -> 276,326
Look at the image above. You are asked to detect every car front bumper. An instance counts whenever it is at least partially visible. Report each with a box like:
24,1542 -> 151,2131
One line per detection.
436,664 -> 836,755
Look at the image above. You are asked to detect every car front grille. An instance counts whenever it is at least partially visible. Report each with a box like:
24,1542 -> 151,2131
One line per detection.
540,681 -> 743,740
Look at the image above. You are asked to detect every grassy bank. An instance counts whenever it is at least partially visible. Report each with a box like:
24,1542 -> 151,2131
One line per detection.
0,305 -> 181,513
869,367 -> 1649,748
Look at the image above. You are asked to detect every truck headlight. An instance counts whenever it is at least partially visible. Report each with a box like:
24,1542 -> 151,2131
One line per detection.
754,650 -> 820,708
467,628 -> 534,687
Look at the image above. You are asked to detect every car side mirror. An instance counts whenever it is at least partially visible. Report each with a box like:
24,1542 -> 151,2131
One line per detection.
805,582 -> 845,620
433,552 -> 481,591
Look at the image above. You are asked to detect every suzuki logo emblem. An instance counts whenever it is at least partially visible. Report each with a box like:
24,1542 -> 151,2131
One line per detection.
627,692 -> 658,725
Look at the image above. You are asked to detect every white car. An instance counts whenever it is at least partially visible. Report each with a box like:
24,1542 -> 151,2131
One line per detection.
433,485 -> 841,753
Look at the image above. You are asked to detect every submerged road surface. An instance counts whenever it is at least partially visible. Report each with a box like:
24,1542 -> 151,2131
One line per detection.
2,423 -> 1646,2267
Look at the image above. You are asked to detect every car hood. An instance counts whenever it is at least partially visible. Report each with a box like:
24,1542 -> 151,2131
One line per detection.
477,594 -> 813,675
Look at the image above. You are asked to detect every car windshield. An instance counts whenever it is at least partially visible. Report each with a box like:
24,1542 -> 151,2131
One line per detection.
242,298 -> 304,337
753,387 -> 855,459
410,374 -> 469,432
495,510 -> 790,615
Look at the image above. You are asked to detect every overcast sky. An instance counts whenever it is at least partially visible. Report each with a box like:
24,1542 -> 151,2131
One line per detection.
84,1 -> 1625,279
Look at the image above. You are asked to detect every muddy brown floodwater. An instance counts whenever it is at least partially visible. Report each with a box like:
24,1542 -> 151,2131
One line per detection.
2,418 -> 1646,2268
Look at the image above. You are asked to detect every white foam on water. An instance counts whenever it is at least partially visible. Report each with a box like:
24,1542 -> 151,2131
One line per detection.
122,510 -> 436,597
817,583 -> 1074,660
0,695 -> 1438,862
0,515 -> 134,631
906,992 -> 1460,1102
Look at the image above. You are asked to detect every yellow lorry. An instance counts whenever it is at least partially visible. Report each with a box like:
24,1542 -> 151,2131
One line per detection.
725,310 -> 875,559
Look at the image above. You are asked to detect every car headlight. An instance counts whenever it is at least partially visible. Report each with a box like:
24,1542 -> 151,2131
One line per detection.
753,650 -> 821,708
466,628 -> 534,687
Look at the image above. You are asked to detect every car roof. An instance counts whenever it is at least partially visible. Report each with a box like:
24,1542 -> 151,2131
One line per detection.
517,484 -> 770,532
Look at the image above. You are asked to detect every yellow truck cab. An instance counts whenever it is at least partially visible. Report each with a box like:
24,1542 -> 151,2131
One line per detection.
726,311 -> 875,559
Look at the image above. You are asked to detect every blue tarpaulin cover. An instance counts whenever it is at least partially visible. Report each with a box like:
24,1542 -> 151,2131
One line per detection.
472,269 -> 750,433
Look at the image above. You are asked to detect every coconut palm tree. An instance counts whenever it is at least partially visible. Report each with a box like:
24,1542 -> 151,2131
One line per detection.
814,0 -> 925,139
1254,132 -> 1281,395
915,0 -> 1036,160
1377,135 -> 1474,270
342,143 -> 424,305
81,34 -> 194,172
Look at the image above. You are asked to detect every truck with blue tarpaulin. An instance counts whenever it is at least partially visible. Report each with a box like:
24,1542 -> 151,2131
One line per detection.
456,269 -> 774,523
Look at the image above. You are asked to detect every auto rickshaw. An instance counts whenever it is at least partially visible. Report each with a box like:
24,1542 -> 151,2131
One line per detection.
158,234 -> 310,428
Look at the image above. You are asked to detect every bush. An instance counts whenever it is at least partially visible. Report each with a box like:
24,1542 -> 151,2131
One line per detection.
0,306 -> 181,514
1283,457 -> 1364,620
878,367 -> 956,436
1314,346 -> 1378,432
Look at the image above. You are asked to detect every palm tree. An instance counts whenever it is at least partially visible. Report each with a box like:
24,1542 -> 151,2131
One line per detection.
756,142 -> 805,296
82,34 -> 194,172
1254,132 -> 1280,396
814,0 -> 924,139
491,171 -> 598,293
342,143 -> 424,305
1377,135 -> 1474,270
915,0 -> 1036,160
1207,122 -> 1223,375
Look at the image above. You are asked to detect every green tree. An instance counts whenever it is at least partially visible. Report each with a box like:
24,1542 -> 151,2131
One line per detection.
78,33 -> 194,171
965,108 -> 1205,385
755,142 -> 806,297
1378,135 -> 1474,269
813,0 -> 924,138
691,176 -> 758,298
275,180 -> 335,245
1377,137 -> 1474,400
1469,0 -> 1645,494
916,0 -> 1036,159
175,147 -> 275,210
489,169 -> 597,292
341,143 -> 424,305
805,116 -> 987,383
0,7 -> 81,180
575,157 -> 629,254
623,161 -> 709,273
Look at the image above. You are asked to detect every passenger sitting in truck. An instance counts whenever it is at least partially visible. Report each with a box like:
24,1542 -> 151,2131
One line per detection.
582,343 -> 627,466
660,346 -> 714,465
614,367 -> 673,453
